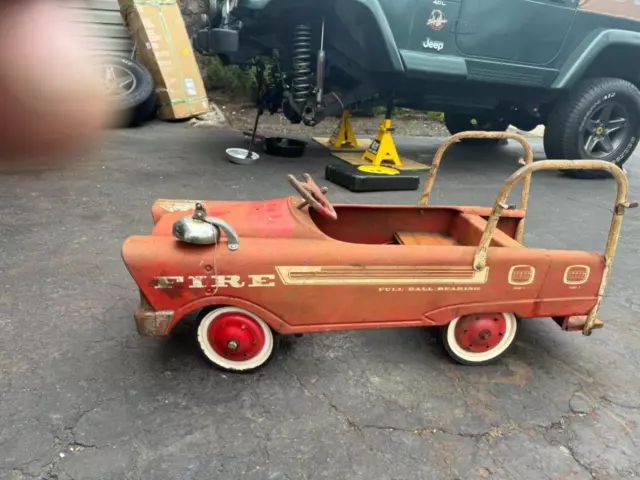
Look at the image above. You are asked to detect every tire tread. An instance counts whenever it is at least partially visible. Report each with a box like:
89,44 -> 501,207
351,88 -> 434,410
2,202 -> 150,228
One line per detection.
544,77 -> 640,178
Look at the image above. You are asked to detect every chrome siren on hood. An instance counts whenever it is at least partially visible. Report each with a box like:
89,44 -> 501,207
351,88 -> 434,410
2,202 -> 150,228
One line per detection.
172,203 -> 240,250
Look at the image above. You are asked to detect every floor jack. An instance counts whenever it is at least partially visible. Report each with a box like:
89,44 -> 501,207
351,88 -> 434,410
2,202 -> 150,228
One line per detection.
325,99 -> 421,192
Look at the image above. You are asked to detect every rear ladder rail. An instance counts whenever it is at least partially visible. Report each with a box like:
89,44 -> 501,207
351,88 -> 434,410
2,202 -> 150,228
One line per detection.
474,159 -> 637,336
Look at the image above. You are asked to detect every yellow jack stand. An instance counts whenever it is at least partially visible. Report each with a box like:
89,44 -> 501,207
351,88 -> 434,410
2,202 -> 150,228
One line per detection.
360,118 -> 402,168
327,110 -> 358,149
328,97 -> 428,174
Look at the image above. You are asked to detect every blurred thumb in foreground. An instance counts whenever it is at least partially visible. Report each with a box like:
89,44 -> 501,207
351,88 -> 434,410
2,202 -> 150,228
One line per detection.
0,1 -> 112,161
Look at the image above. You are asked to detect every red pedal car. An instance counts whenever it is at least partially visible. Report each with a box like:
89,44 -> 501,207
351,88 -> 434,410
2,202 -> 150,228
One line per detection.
121,133 -> 636,372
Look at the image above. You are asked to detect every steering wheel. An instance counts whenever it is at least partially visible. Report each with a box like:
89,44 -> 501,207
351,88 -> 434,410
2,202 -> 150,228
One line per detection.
286,173 -> 338,220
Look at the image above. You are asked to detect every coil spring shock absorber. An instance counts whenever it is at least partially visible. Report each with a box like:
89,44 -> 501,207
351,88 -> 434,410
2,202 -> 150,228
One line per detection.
292,24 -> 312,105
267,63 -> 280,90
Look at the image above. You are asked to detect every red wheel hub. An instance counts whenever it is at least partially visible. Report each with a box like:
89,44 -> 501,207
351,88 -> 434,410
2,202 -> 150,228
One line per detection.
454,313 -> 507,353
207,312 -> 266,361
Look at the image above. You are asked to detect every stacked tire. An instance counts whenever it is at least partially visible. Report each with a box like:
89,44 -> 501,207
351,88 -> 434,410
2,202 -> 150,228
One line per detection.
98,55 -> 157,128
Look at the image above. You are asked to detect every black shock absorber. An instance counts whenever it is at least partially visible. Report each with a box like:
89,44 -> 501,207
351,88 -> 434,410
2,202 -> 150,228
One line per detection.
267,49 -> 283,90
267,67 -> 278,90
291,24 -> 312,105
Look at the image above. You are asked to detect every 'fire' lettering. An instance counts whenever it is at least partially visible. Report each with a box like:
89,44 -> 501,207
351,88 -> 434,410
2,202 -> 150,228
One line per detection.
214,275 -> 245,288
249,274 -> 276,287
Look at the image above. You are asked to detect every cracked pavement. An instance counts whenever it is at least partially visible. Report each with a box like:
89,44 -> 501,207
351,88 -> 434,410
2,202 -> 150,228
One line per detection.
1,123 -> 639,479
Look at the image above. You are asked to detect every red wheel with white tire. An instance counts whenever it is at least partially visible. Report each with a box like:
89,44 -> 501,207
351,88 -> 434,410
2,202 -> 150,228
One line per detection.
197,307 -> 277,372
442,313 -> 518,366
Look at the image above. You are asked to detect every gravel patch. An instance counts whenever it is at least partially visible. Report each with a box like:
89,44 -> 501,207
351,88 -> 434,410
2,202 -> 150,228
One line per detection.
199,95 -> 450,139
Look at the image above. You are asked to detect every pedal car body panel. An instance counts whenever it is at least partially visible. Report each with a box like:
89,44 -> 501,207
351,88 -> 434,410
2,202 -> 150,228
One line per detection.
122,197 -> 604,336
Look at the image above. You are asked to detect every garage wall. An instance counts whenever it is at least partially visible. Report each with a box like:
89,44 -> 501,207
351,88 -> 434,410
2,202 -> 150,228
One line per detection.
64,0 -> 134,57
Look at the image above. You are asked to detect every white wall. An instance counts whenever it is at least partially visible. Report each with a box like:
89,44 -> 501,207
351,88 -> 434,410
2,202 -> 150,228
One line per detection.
63,0 -> 134,57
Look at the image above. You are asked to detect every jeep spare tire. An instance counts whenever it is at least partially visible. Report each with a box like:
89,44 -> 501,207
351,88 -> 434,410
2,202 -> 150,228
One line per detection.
544,77 -> 640,178
444,113 -> 509,145
98,55 -> 156,128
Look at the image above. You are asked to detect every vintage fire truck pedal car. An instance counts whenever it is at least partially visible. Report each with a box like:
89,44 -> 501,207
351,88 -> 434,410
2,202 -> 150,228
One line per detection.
121,132 -> 636,372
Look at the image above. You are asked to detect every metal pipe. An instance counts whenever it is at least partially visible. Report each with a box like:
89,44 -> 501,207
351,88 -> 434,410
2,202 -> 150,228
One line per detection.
316,18 -> 326,105
221,0 -> 230,27
385,94 -> 394,120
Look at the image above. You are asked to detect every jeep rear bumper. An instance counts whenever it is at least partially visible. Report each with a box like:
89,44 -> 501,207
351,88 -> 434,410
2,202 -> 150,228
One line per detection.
193,28 -> 239,56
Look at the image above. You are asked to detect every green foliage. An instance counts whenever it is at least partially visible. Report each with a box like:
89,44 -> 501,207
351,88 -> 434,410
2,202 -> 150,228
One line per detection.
426,111 -> 445,122
198,55 -> 258,100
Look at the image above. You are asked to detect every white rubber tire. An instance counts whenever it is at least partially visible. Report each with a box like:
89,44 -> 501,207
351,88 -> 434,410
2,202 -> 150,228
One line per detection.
197,307 -> 275,372
442,312 -> 518,366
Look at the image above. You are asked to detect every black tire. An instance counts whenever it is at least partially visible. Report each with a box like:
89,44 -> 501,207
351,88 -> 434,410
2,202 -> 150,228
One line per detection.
263,137 -> 307,157
97,55 -> 156,128
544,77 -> 640,179
444,113 -> 509,145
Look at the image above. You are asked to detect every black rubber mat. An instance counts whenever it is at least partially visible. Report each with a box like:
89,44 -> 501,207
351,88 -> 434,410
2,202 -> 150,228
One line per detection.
325,163 -> 420,192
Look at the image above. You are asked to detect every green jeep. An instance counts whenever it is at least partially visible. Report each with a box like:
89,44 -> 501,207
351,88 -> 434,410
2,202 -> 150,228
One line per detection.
194,0 -> 640,177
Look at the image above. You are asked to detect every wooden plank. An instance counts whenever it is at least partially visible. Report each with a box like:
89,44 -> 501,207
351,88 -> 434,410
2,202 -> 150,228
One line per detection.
394,232 -> 458,247
332,152 -> 430,172
312,137 -> 372,153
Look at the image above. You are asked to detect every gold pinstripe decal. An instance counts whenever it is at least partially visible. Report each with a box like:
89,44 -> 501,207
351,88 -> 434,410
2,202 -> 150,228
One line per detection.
275,266 -> 489,286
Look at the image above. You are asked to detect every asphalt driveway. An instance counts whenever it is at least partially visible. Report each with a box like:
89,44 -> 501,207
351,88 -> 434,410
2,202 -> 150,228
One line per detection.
1,123 -> 639,480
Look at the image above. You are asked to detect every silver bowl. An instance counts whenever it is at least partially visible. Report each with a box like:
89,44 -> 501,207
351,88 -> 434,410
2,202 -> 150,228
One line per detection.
226,148 -> 259,165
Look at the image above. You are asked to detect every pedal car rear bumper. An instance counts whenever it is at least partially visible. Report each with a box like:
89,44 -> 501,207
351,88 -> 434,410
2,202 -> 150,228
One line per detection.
553,315 -> 604,332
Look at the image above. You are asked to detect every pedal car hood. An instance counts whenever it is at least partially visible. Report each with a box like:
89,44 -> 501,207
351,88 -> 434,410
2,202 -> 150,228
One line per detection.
149,196 -> 326,240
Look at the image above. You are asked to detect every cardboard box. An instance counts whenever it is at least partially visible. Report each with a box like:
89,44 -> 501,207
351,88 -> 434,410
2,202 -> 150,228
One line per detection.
119,0 -> 209,120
